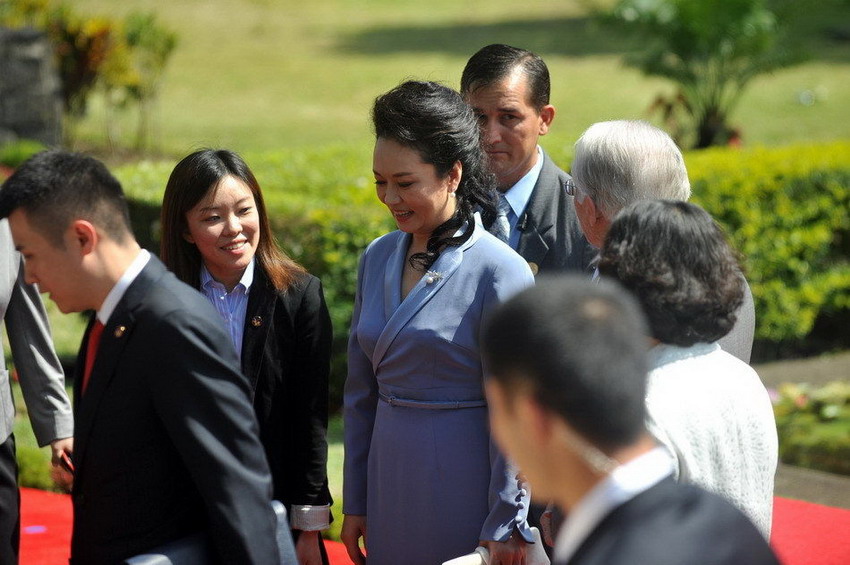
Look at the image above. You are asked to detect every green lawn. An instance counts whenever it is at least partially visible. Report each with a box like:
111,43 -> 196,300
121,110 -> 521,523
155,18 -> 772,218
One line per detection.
9,0 -> 850,537
66,0 -> 850,156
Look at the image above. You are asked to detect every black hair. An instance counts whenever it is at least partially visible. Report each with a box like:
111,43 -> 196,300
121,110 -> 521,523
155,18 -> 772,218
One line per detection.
460,43 -> 551,111
482,276 -> 650,452
160,148 -> 306,290
598,199 -> 744,346
372,80 -> 497,270
0,150 -> 132,246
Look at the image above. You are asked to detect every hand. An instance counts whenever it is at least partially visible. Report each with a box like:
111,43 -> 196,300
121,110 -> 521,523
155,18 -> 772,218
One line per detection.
50,437 -> 74,492
483,531 -> 527,565
50,464 -> 74,492
295,530 -> 323,565
341,514 -> 367,565
50,437 -> 74,467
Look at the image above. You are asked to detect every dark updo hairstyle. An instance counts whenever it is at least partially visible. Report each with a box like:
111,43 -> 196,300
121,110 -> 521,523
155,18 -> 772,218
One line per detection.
372,80 -> 497,270
598,199 -> 744,347
160,148 -> 305,291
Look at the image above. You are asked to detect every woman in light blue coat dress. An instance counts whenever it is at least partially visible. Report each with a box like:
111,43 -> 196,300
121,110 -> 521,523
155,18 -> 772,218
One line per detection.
342,81 -> 535,565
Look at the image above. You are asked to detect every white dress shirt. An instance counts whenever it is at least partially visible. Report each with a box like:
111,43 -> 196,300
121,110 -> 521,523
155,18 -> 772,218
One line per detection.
97,249 -> 151,324
554,447 -> 674,564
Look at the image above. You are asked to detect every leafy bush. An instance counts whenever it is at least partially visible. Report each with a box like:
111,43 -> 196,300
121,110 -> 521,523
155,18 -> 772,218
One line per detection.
773,381 -> 850,475
113,141 -> 850,410
0,139 -> 47,168
113,145 -> 391,411
685,143 -> 850,349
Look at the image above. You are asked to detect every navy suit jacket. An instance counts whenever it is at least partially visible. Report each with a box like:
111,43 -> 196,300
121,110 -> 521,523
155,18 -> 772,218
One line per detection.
559,477 -> 779,565
514,150 -> 596,275
71,256 -> 279,565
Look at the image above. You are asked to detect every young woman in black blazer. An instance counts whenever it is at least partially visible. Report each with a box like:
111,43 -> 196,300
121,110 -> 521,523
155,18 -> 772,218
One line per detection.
160,149 -> 333,565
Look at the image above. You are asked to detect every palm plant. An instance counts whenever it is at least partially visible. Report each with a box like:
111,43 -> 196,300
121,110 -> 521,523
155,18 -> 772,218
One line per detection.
606,0 -> 801,148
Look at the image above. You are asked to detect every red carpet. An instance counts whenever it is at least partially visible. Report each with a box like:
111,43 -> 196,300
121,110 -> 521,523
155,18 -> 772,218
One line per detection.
20,488 -> 849,564
771,497 -> 850,565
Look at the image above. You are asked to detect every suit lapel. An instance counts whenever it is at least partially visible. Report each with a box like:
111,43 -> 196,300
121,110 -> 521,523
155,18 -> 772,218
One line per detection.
517,150 -> 558,264
74,258 -> 162,479
382,232 -> 407,322
370,225 -> 479,374
241,266 -> 276,398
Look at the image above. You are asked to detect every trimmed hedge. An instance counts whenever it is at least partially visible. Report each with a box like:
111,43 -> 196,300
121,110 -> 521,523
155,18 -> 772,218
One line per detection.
685,143 -> 850,346
115,141 -> 850,410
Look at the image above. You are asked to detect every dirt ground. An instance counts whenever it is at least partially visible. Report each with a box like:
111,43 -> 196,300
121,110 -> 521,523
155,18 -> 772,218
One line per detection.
755,350 -> 850,388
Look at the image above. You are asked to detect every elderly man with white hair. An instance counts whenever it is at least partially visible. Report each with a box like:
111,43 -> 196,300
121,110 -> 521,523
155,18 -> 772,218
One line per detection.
569,120 -> 755,363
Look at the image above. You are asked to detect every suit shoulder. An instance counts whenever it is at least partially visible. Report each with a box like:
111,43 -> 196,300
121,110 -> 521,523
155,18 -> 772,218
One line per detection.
364,231 -> 403,255
578,481 -> 775,564
131,268 -> 222,328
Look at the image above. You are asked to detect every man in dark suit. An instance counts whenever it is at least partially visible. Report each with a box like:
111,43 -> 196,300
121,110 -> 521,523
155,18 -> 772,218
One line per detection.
0,151 -> 281,564
461,44 -> 594,276
570,119 -> 755,363
481,276 -> 779,565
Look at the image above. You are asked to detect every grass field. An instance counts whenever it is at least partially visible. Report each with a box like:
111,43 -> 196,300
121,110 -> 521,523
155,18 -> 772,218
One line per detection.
8,0 -> 850,537
67,0 -> 850,156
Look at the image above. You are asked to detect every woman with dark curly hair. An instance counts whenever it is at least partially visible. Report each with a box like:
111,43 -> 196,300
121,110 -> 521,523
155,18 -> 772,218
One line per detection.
342,81 -> 535,565
598,199 -> 777,539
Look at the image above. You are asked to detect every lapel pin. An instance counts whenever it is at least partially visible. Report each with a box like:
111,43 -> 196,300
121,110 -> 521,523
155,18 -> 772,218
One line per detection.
251,316 -> 263,327
114,325 -> 126,338
424,270 -> 443,285
528,262 -> 539,276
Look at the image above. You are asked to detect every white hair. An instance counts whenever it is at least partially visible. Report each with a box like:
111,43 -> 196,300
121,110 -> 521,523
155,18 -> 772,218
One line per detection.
571,120 -> 691,218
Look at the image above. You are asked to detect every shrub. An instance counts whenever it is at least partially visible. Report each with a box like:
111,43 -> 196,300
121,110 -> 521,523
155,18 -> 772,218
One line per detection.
112,141 -> 850,411
773,381 -> 850,476
0,139 -> 47,168
113,145 -> 391,412
685,143 -> 850,350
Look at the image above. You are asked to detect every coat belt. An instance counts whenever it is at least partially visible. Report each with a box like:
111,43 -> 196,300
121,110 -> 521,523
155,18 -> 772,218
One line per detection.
378,392 -> 487,410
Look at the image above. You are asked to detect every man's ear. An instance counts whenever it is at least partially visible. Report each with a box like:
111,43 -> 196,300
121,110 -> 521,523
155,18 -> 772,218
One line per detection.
70,220 -> 98,255
538,104 -> 555,136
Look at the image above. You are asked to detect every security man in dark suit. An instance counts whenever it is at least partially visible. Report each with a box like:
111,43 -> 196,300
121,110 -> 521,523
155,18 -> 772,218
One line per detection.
461,44 -> 595,276
0,150 -> 282,564
482,277 -> 779,565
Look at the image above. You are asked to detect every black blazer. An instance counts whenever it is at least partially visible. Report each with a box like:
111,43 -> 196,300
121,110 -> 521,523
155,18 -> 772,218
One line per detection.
560,477 -> 779,565
515,149 -> 596,275
71,256 -> 279,565
239,265 -> 333,510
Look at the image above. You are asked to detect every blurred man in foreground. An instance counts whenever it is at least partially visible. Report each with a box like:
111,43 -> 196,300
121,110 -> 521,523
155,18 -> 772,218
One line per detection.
481,276 -> 779,564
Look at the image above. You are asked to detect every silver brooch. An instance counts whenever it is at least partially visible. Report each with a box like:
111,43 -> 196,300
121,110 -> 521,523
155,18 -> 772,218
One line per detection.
424,270 -> 443,284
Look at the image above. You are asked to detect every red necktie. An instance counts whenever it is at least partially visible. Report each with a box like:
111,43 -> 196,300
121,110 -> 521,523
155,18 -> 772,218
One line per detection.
82,321 -> 105,394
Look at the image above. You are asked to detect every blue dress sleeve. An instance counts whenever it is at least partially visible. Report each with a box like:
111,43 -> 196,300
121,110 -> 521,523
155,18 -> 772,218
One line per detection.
478,250 -> 536,543
342,246 -> 379,516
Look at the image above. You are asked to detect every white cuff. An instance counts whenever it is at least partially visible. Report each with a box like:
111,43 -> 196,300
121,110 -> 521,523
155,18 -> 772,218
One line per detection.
290,504 -> 331,531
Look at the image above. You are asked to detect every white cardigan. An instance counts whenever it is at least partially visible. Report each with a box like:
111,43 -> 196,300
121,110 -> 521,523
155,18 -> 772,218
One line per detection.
646,342 -> 778,539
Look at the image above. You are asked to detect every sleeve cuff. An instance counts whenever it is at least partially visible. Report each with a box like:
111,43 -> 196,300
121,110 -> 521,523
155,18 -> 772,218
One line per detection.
290,504 -> 331,531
